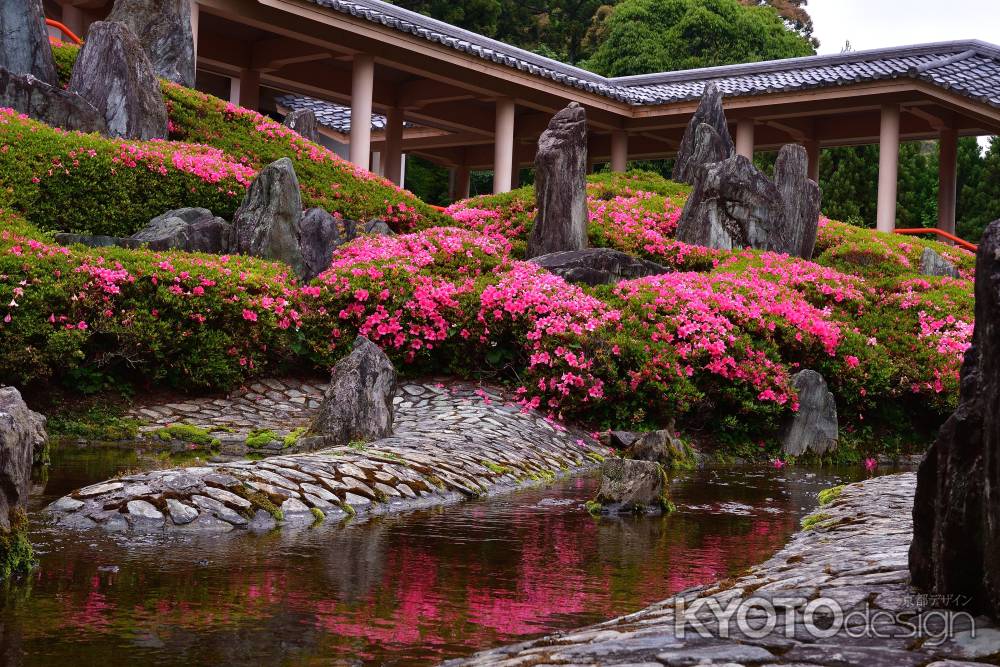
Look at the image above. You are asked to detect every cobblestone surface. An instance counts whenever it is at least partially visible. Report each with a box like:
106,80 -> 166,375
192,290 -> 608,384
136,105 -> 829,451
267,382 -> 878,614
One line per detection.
445,473 -> 1000,667
47,382 -> 605,533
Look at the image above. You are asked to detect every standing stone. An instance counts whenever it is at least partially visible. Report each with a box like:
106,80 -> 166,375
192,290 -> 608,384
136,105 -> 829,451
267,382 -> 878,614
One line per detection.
910,219 -> 1000,619
774,144 -> 822,260
592,458 -> 668,515
0,386 -> 44,577
0,0 -> 57,85
283,109 -> 320,143
298,207 -> 341,281
0,68 -> 107,134
107,0 -> 196,87
130,208 -> 233,253
920,247 -> 960,279
672,83 -> 735,184
233,158 -> 307,278
628,429 -> 696,469
781,370 -> 838,457
675,155 -> 788,252
526,102 -> 588,259
307,337 -> 397,446
69,22 -> 169,140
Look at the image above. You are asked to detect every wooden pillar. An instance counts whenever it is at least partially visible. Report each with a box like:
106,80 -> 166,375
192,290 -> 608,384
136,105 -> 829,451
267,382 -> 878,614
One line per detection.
455,166 -> 471,201
189,0 -> 199,65
876,104 -> 901,234
384,107 -> 404,186
493,98 -> 516,193
349,54 -> 375,170
937,127 -> 958,235
805,139 -> 820,183
736,118 -> 755,159
611,130 -> 628,173
237,69 -> 260,110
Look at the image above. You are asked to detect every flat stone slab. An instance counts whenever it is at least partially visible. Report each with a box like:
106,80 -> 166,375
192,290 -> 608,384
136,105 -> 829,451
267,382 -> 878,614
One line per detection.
444,473 -> 1000,666
47,382 -> 604,533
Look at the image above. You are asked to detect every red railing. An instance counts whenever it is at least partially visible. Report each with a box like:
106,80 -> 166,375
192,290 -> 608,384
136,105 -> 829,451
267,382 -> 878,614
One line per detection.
46,19 -> 83,46
895,227 -> 978,253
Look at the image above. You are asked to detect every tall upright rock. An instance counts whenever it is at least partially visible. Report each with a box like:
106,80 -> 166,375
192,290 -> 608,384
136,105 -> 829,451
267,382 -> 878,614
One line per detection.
233,158 -> 307,279
69,22 -> 169,140
0,68 -> 107,134
672,83 -> 734,184
107,0 -> 197,88
283,109 -> 321,143
910,219 -> 1000,619
527,102 -> 588,259
774,144 -> 821,260
0,387 -> 46,577
0,0 -> 57,85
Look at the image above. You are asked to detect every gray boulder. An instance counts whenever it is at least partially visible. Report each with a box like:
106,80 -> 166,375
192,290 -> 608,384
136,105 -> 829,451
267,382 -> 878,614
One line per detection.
774,144 -> 822,260
0,387 -> 46,531
910,219 -> 1000,619
672,83 -> 734,184
0,0 -> 57,85
675,155 -> 789,253
298,207 -> 341,281
283,109 -> 320,143
920,247 -> 960,279
628,429 -> 695,469
592,458 -> 667,515
529,248 -> 670,286
107,0 -> 196,87
364,219 -> 394,236
607,431 -> 640,450
527,102 -> 588,259
780,370 -> 838,457
233,158 -> 307,278
306,337 -> 397,446
0,67 -> 107,134
69,21 -> 169,140
130,208 -> 233,253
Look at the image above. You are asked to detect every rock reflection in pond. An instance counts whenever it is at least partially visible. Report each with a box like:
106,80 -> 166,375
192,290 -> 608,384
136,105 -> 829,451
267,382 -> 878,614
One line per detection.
7,448 -> 874,666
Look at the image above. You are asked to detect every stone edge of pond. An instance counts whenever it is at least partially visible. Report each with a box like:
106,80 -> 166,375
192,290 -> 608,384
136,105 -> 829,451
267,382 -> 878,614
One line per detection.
443,472 -> 1000,667
42,382 -> 609,534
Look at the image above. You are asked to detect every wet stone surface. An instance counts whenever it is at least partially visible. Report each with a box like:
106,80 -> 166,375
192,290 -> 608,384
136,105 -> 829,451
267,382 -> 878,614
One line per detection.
47,382 -> 604,533
445,473 -> 1000,666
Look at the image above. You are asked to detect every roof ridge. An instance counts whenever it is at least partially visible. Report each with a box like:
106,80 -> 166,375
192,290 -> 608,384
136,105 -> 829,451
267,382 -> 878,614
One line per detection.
910,49 -> 978,75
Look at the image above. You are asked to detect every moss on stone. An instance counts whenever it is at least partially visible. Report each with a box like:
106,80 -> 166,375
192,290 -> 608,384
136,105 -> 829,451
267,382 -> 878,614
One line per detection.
234,485 -> 284,522
245,428 -> 279,449
0,509 -> 34,579
481,460 -> 511,475
310,507 -> 325,523
153,423 -> 219,447
282,427 -> 307,448
339,501 -> 356,517
585,499 -> 603,516
818,485 -> 846,506
801,512 -> 833,531
585,451 -> 605,463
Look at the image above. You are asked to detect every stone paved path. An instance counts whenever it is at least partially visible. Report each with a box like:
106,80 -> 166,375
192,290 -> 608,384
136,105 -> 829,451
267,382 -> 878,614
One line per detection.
445,473 -> 1000,667
47,382 -> 605,533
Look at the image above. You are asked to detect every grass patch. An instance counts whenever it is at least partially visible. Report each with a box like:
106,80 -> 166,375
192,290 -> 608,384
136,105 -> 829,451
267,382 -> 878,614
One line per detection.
246,428 -> 279,449
48,406 -> 140,442
153,423 -> 219,447
818,485 -> 846,506
801,512 -> 834,531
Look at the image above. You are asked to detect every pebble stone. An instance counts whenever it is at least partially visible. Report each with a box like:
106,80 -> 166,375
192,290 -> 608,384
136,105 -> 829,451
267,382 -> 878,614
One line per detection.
443,474 -> 1000,667
47,381 -> 605,534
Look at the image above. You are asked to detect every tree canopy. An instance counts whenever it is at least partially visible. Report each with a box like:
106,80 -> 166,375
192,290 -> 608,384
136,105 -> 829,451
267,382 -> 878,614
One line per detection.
583,0 -> 815,77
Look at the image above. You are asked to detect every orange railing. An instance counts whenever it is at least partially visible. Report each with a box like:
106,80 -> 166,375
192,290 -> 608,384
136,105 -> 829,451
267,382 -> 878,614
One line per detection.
895,227 -> 978,253
46,19 -> 83,46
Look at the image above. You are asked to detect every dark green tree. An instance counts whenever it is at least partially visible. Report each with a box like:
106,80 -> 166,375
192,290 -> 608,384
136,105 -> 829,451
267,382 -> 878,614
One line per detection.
583,0 -> 815,77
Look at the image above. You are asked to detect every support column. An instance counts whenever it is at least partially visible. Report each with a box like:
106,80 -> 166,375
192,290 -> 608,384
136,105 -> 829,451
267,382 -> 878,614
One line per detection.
493,98 -> 516,194
937,127 -> 958,235
876,104 -> 901,234
189,0 -> 200,65
60,5 -> 85,39
455,166 -> 471,201
237,69 -> 260,110
736,118 -> 755,159
349,54 -> 375,170
611,130 -> 628,173
228,77 -> 241,105
384,107 -> 404,186
805,139 -> 820,183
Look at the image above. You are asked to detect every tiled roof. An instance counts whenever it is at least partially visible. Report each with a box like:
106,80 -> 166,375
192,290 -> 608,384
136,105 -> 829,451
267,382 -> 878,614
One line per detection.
297,0 -> 1000,112
275,93 -> 418,133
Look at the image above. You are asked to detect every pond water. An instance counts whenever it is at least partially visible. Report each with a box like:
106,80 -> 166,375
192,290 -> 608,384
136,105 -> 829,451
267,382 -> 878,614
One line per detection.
3,444 -> 882,666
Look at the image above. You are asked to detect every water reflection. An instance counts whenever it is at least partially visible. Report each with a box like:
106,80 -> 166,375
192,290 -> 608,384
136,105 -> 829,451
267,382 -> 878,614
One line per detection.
2,445 -> 876,666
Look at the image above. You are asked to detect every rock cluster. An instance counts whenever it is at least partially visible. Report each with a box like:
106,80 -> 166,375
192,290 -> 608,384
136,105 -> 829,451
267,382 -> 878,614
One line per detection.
671,83 -> 734,185
910,219 -> 1000,619
68,21 -> 169,140
0,0 -> 58,85
673,87 -> 821,259
527,103 -> 589,259
306,337 -> 397,447
0,67 -> 107,134
781,370 -> 839,457
107,0 -> 197,87
592,458 -> 667,515
528,248 -> 670,286
283,109 -> 321,143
